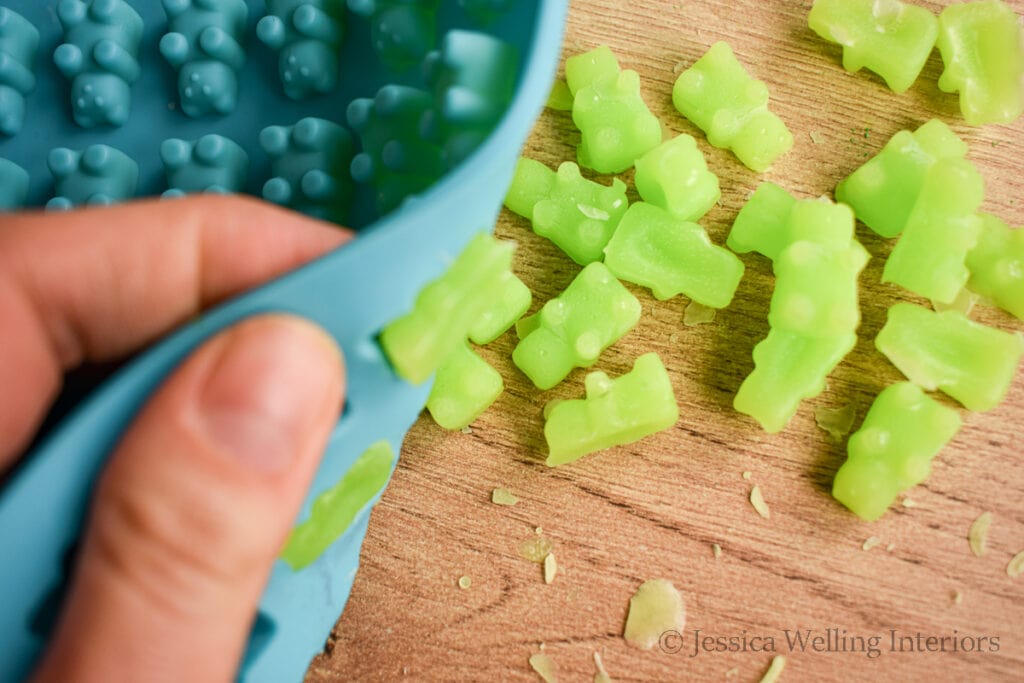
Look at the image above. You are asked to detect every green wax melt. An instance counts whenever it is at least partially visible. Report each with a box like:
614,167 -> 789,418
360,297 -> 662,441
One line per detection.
282,440 -> 395,570
469,269 -> 532,344
833,382 -> 961,521
544,353 -> 679,466
603,202 -> 744,308
633,134 -> 720,222
381,232 -> 514,384
734,329 -> 857,433
966,213 -> 1024,320
513,262 -> 641,390
770,238 -> 869,338
672,41 -> 793,172
566,45 -> 661,174
565,44 -> 620,94
504,157 -> 628,264
835,119 -> 967,239
936,0 -> 1024,125
729,185 -> 859,262
426,341 -> 504,430
876,302 -> 1023,411
882,158 -> 983,303
808,0 -> 939,93
573,73 -> 662,174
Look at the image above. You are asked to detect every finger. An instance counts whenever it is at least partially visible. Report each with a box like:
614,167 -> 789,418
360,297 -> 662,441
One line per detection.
0,195 -> 350,468
31,314 -> 345,683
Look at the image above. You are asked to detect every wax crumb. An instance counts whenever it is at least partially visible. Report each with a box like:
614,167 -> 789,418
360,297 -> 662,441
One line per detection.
750,485 -> 770,519
968,512 -> 993,557
1007,552 -> 1024,578
952,590 -> 963,605
529,652 -> 557,682
886,543 -> 896,552
712,543 -> 722,559
862,536 -> 881,551
814,404 -> 856,441
673,61 -> 686,74
593,651 -> 612,683
461,426 -> 473,434
578,203 -> 611,221
932,289 -> 979,317
742,471 -> 752,480
902,498 -> 917,508
684,301 -> 717,326
536,526 -> 544,535
758,655 -> 786,683
547,79 -> 573,111
544,553 -> 558,584
458,576 -> 471,589
623,579 -> 686,649
726,668 -> 739,678
809,131 -> 824,144
520,536 -> 553,563
492,487 -> 520,506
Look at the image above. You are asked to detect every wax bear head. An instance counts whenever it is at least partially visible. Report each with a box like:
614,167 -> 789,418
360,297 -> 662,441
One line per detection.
178,60 -> 238,117
278,39 -> 337,100
70,72 -> 130,127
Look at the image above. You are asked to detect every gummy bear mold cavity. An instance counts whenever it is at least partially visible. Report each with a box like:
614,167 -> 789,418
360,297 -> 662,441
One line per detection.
47,143 -> 139,209
161,133 -> 248,196
0,7 -> 39,137
160,0 -> 249,118
54,0 -> 144,128
258,0 -> 346,101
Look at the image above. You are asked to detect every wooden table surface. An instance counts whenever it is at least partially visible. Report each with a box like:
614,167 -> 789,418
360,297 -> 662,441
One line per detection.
308,1 -> 1024,681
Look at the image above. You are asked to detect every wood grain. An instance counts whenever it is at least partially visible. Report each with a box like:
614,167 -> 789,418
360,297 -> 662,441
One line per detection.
307,1 -> 1024,681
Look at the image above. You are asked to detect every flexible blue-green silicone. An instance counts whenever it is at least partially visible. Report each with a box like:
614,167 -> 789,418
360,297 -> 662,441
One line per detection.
0,1 -> 566,682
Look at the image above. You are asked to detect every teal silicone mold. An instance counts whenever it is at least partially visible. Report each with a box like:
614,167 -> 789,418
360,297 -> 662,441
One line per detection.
0,1 -> 567,681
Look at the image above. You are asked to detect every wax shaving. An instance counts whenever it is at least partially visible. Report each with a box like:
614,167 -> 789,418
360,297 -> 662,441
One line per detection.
968,512 -> 993,557
750,485 -> 770,519
529,653 -> 558,683
544,553 -> 558,584
492,487 -> 520,506
758,655 -> 786,683
684,301 -> 717,326
623,579 -> 686,650
1007,551 -> 1024,578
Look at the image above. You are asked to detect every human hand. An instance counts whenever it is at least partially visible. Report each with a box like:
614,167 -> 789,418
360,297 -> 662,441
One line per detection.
0,196 -> 349,682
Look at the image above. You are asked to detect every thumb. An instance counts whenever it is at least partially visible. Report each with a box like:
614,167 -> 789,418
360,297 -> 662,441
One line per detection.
32,315 -> 345,683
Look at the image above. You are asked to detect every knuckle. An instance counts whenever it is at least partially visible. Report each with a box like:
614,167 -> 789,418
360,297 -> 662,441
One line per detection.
89,467 -> 272,615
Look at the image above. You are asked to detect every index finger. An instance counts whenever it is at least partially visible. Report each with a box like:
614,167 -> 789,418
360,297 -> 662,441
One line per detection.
0,195 -> 351,469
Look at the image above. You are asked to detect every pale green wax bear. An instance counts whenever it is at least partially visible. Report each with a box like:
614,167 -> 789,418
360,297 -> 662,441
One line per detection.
381,232 -> 514,384
729,184 -> 859,262
603,202 -> 744,308
565,45 -> 661,174
544,353 -> 679,466
876,302 -> 1023,412
835,119 -> 968,238
504,157 -> 628,264
633,134 -> 720,222
771,237 -> 869,338
936,0 -> 1024,125
469,269 -> 532,344
426,341 -> 504,430
966,213 -> 1024,321
672,41 -> 793,172
513,262 -> 642,390
832,382 -> 961,521
808,0 -> 939,93
882,158 -> 983,304
282,440 -> 395,569
734,329 -> 857,433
